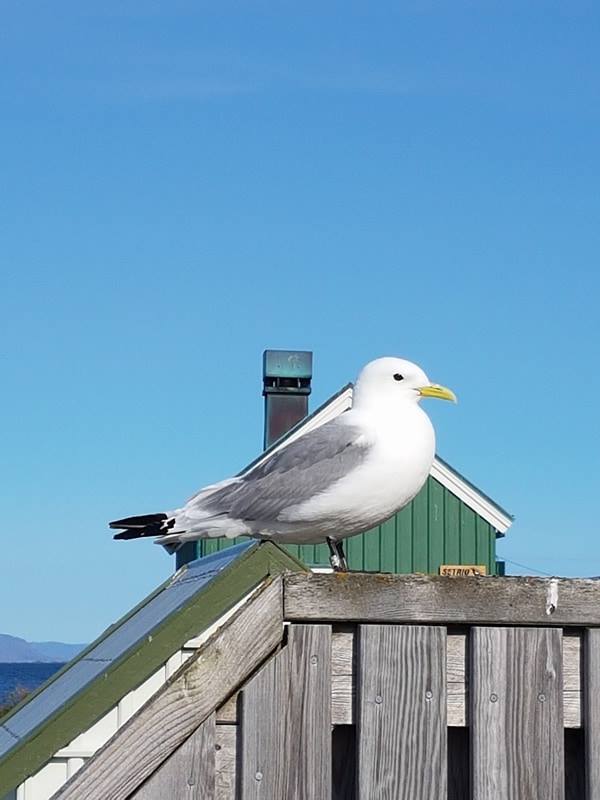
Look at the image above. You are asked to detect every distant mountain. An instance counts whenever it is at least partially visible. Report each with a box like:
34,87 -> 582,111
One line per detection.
32,641 -> 86,662
0,635 -> 38,663
0,634 -> 85,663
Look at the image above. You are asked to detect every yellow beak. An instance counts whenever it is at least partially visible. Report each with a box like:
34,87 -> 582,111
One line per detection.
418,384 -> 457,403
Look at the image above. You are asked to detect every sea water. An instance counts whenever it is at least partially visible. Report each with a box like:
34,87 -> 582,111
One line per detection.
0,663 -> 64,705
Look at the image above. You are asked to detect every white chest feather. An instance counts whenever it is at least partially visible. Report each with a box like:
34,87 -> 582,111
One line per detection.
286,404 -> 436,533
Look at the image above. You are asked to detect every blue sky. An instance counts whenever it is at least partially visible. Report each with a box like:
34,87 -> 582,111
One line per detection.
2,1 -> 599,642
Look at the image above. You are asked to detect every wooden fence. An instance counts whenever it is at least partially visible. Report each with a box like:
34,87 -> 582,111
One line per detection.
55,572 -> 600,800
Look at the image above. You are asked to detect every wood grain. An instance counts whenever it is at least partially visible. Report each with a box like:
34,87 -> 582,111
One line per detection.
286,625 -> 332,798
284,572 -> 600,626
240,647 -> 289,799
216,693 -> 239,724
130,713 -> 215,799
215,725 -> 236,800
240,625 -> 332,800
585,628 -> 600,800
51,578 -> 284,800
331,629 -> 581,728
332,630 -> 355,725
357,625 -> 447,800
471,627 -> 564,800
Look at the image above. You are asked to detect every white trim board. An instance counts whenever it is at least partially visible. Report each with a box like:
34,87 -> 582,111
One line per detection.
243,385 -> 512,535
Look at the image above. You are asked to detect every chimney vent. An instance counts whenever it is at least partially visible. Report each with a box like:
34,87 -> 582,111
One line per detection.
263,350 -> 312,449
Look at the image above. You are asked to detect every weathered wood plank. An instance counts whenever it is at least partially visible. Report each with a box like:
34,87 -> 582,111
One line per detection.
585,628 -> 600,800
471,627 -> 564,800
285,572 -> 600,626
332,630 -> 355,726
357,625 -> 447,799
562,634 -> 582,728
331,629 -> 582,728
52,578 -> 284,800
216,692 -> 239,724
240,625 -> 332,800
286,625 -> 332,798
130,713 -> 215,799
447,630 -> 468,727
215,725 -> 236,800
240,647 -> 289,799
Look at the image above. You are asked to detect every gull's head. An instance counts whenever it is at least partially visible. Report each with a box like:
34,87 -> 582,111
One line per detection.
353,357 -> 457,411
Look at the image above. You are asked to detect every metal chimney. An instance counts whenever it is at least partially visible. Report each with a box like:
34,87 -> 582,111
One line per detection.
263,350 -> 312,449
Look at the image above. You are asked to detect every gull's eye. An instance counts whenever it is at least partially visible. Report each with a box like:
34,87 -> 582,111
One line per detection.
393,373 -> 404,382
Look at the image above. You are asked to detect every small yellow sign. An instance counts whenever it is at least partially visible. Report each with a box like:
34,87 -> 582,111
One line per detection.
439,564 -> 487,577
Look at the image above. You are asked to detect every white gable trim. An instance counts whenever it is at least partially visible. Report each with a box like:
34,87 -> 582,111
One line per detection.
430,459 -> 512,533
245,385 -> 512,534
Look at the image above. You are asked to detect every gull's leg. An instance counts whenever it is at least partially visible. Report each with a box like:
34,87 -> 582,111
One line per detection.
326,537 -> 343,572
336,541 -> 349,572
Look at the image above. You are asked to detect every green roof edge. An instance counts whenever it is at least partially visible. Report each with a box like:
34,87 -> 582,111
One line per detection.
0,542 -> 306,797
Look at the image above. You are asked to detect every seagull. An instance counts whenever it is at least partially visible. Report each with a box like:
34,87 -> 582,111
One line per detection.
110,357 -> 456,571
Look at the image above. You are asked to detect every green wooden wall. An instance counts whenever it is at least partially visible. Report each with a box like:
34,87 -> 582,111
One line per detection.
198,476 -> 498,575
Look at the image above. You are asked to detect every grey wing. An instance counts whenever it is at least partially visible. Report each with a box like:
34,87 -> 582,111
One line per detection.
197,417 -> 370,522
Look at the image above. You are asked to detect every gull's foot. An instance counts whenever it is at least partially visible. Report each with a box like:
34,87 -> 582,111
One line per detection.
327,537 -> 349,572
330,553 -> 341,571
330,553 -> 346,572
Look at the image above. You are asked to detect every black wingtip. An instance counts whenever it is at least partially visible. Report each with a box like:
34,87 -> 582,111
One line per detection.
113,529 -> 145,541
109,513 -> 168,530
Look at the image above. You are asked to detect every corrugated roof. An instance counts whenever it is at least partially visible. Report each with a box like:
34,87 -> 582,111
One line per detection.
0,541 -> 305,798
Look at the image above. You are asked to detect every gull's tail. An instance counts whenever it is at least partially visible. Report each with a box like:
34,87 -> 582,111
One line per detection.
110,477 -> 243,552
110,513 -> 177,541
